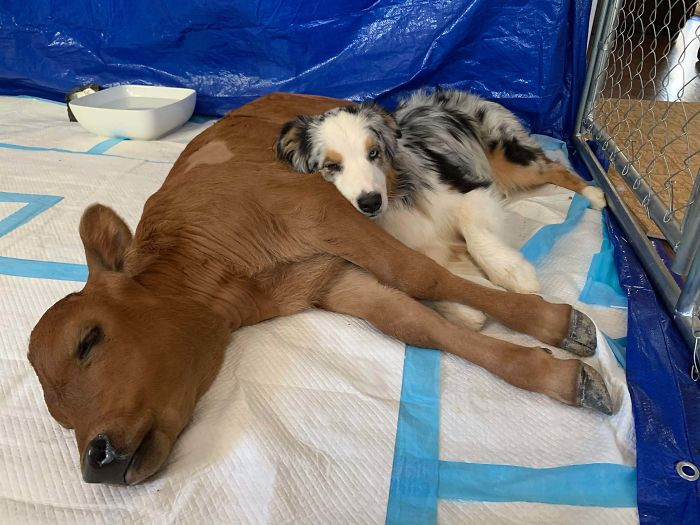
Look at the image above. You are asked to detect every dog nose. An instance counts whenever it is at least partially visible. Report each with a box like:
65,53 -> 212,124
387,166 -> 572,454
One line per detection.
82,434 -> 130,484
357,192 -> 382,215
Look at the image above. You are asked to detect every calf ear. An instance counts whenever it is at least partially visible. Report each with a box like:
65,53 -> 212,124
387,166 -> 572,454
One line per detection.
79,204 -> 132,275
274,115 -> 316,173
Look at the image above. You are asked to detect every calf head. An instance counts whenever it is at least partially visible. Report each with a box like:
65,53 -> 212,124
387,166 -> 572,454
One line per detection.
28,205 -> 230,485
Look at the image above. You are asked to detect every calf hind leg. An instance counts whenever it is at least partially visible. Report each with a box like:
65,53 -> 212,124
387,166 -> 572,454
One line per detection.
321,267 -> 613,414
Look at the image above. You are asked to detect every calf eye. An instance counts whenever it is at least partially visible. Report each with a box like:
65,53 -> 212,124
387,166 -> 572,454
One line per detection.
368,148 -> 380,160
324,162 -> 340,172
77,326 -> 103,361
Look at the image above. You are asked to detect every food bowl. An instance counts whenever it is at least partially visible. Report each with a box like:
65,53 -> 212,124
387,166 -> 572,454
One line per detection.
68,85 -> 197,140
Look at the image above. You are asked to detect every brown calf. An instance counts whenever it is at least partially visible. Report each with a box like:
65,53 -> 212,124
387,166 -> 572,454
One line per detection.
28,93 -> 612,486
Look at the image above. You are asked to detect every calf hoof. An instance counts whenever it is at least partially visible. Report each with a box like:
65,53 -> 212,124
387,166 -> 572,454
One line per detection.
560,309 -> 597,357
578,364 -> 613,415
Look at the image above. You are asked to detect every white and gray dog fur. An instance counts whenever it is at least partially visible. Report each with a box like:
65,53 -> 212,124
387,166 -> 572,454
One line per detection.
275,88 -> 605,331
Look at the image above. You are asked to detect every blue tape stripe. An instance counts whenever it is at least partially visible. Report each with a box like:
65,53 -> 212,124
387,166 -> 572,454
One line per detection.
520,193 -> 590,265
86,137 -> 126,154
0,256 -> 87,282
580,211 -> 628,308
0,192 -> 62,204
0,142 -> 172,164
0,142 -> 80,154
531,134 -> 568,152
0,192 -> 86,281
604,334 -> 628,369
0,192 -> 63,237
438,462 -> 637,507
386,346 -> 441,525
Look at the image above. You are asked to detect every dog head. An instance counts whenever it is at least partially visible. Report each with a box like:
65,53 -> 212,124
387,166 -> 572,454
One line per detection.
275,103 -> 401,218
28,204 -> 230,485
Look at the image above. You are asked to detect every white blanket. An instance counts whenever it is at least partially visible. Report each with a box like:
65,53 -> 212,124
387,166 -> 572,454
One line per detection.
0,96 -> 636,524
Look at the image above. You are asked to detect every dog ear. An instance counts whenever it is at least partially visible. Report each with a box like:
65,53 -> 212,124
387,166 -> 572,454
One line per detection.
362,102 -> 401,139
275,115 -> 316,173
79,204 -> 133,275
381,108 -> 401,139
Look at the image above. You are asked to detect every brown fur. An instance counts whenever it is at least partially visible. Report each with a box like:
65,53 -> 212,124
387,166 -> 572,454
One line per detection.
365,136 -> 378,152
28,93 -> 598,485
324,148 -> 343,165
384,163 -> 398,201
488,146 -> 589,194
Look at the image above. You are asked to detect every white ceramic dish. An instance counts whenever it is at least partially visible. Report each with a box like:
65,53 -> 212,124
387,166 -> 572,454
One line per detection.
69,85 -> 196,140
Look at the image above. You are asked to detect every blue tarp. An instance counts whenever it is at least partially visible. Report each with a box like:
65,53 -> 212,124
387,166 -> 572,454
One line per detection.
0,0 -> 589,140
2,0 -> 699,521
572,147 -> 700,525
608,212 -> 700,525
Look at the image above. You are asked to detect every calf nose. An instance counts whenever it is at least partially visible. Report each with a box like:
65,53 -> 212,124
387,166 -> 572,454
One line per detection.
357,192 -> 382,215
82,434 -> 130,484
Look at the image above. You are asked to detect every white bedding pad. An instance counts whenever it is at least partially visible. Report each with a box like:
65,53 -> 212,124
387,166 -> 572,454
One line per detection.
0,96 -> 636,524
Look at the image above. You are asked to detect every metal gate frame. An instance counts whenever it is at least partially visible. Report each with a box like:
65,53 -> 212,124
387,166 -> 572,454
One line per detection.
573,0 -> 699,378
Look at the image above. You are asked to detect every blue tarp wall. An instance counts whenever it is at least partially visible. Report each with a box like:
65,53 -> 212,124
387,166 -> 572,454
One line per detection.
1,0 -> 589,140
2,1 -> 699,523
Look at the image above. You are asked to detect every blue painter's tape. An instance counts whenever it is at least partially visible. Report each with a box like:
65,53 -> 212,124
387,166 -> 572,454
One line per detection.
0,142 -> 79,155
438,462 -> 637,507
0,256 -> 87,282
532,134 -> 569,153
0,192 -> 63,237
386,346 -> 441,525
580,211 -> 628,308
0,141 -> 172,164
86,137 -> 126,154
521,193 -> 591,265
0,192 -> 86,281
604,334 -> 628,369
384,142 -> 635,520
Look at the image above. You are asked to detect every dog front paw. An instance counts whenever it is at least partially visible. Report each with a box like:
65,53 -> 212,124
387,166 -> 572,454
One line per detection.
485,255 -> 540,294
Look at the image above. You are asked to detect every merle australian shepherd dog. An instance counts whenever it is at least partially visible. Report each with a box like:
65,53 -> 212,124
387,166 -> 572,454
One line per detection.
275,88 -> 605,330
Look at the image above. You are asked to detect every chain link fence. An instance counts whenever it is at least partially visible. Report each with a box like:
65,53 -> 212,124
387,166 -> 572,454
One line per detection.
574,0 -> 700,377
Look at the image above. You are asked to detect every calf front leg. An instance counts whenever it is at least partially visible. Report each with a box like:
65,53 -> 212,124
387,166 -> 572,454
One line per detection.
312,202 -> 596,356
321,267 -> 612,414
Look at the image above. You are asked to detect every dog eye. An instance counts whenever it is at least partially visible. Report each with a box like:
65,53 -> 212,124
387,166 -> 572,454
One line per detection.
368,148 -> 380,160
77,326 -> 103,361
324,162 -> 340,172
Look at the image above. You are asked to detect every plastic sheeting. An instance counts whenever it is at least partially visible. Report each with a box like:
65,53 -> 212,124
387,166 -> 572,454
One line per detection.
571,146 -> 700,525
4,0 -> 697,518
1,96 -> 635,524
607,212 -> 700,525
0,0 -> 590,139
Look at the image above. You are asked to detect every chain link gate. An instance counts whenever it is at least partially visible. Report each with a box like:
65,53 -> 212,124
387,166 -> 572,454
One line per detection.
574,0 -> 700,378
